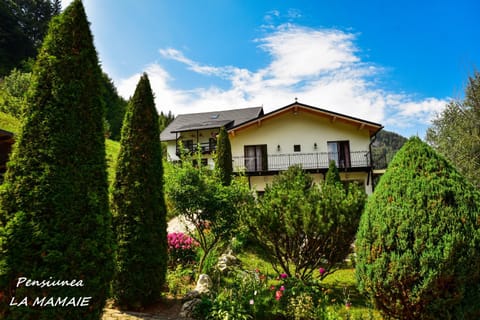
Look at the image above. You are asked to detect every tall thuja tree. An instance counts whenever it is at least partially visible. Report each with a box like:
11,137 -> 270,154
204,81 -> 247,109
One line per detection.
0,1 -> 113,319
216,126 -> 233,186
111,73 -> 167,309
356,137 -> 480,319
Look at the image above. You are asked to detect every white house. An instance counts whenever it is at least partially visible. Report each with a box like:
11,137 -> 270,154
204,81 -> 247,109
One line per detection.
160,102 -> 383,194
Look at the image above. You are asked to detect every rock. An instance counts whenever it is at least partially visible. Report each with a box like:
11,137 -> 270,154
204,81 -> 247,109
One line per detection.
194,274 -> 212,294
216,250 -> 239,272
179,298 -> 202,318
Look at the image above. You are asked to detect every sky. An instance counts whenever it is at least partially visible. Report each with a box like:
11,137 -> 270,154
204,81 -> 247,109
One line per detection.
61,0 -> 480,138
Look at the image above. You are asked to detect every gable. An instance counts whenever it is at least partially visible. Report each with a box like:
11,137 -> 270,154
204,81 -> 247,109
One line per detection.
229,102 -> 382,138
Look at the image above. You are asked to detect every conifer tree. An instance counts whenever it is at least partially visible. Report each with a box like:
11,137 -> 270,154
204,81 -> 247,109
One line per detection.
356,137 -> 480,319
216,126 -> 233,186
111,73 -> 167,309
0,1 -> 113,319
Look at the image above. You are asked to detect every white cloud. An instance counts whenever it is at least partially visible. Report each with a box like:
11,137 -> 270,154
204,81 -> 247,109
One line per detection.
116,23 -> 448,136
60,0 -> 74,9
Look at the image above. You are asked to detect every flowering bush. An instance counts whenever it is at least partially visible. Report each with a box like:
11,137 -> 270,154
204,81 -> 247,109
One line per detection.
200,267 -> 343,319
167,232 -> 199,267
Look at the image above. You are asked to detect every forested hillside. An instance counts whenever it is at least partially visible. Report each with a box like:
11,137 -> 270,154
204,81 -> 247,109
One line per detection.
371,129 -> 407,169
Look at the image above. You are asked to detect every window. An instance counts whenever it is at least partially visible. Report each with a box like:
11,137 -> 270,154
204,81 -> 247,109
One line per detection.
244,145 -> 268,172
293,144 -> 301,152
327,141 -> 351,168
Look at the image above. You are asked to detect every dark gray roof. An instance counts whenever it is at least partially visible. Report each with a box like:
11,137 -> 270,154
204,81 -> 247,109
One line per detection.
160,107 -> 264,141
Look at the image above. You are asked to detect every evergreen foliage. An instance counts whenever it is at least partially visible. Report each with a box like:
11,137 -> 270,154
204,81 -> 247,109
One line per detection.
159,110 -> 175,133
215,126 -> 233,186
0,0 -> 61,76
371,129 -> 407,169
356,137 -> 480,319
111,73 -> 167,309
101,72 -> 127,140
245,165 -> 366,280
426,70 -> 480,188
0,1 -> 113,319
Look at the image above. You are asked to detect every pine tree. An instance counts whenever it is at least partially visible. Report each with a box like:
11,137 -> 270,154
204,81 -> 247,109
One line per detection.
356,137 -> 480,319
0,1 -> 113,319
216,126 -> 233,186
112,73 -> 167,309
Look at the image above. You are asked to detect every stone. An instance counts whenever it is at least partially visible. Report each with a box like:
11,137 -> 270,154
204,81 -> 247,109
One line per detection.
216,250 -> 239,272
179,298 -> 202,319
194,274 -> 212,294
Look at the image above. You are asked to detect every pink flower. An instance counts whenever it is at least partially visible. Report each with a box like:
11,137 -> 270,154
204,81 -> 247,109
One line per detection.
249,299 -> 254,305
280,273 -> 288,279
270,285 -> 276,291
280,285 -> 285,291
319,267 -> 326,276
275,290 -> 283,300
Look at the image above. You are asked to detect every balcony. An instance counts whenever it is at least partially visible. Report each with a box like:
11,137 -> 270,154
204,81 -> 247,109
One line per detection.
176,142 -> 217,156
232,151 -> 371,173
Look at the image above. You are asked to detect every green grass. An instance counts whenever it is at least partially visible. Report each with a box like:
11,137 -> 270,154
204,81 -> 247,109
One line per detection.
0,111 -> 121,184
237,245 -> 383,319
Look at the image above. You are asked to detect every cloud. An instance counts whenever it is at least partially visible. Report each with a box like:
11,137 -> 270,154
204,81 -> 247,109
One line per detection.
116,23 -> 448,136
60,0 -> 74,9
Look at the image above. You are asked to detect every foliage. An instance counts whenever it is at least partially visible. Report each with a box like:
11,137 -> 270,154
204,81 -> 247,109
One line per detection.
166,265 -> 196,297
245,165 -> 365,281
371,129 -> 407,169
165,152 -> 254,273
159,110 -> 175,133
202,265 -> 344,320
426,70 -> 480,188
0,0 -> 61,76
215,126 -> 233,186
101,72 -> 127,140
0,1 -> 113,319
356,137 -> 480,319
0,69 -> 31,117
111,73 -> 167,309
168,232 -> 199,268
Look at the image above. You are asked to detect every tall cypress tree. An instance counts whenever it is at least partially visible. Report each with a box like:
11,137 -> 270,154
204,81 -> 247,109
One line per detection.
0,1 -> 113,319
216,126 -> 233,186
112,73 -> 167,309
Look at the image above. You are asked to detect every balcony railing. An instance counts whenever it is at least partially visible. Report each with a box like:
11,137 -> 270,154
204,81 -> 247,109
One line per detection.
176,142 -> 217,156
232,151 -> 371,173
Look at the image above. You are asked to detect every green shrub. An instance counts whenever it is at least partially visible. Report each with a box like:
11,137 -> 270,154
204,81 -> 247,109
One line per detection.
0,1 -> 113,318
356,137 -> 480,319
215,126 -> 233,186
111,74 -> 167,309
245,164 -> 365,280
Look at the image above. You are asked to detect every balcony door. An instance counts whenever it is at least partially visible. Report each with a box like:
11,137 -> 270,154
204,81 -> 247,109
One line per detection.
327,141 -> 351,168
244,145 -> 267,172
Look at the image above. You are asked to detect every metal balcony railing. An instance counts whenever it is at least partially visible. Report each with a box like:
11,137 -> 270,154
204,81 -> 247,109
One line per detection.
232,151 -> 371,173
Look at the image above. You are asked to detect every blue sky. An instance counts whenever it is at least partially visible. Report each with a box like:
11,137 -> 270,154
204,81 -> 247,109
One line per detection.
62,0 -> 480,138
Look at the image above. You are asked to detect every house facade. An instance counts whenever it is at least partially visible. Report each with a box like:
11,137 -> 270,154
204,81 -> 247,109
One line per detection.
160,102 -> 383,194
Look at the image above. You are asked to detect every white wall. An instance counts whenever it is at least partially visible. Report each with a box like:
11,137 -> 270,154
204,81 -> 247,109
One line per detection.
230,109 -> 371,157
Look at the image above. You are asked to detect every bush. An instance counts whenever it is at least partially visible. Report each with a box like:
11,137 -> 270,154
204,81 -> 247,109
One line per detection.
244,164 -> 365,280
356,137 -> 480,319
168,232 -> 199,268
